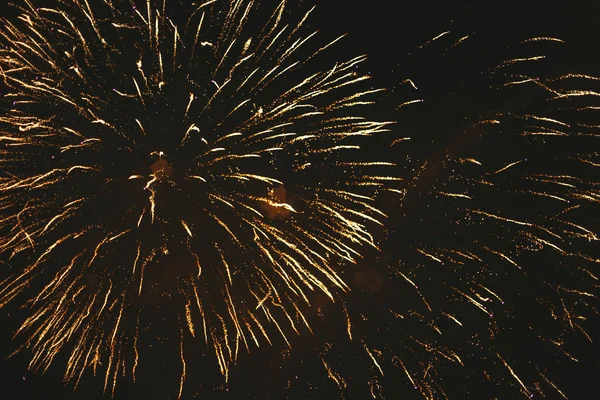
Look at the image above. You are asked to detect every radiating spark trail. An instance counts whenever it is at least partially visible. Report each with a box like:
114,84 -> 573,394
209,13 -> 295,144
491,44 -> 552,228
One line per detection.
178,330 -> 186,399
364,345 -> 384,376
497,354 -> 532,398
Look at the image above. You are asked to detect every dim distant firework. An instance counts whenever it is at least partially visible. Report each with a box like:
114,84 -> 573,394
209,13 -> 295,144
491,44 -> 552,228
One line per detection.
315,33 -> 599,398
0,0 -> 399,396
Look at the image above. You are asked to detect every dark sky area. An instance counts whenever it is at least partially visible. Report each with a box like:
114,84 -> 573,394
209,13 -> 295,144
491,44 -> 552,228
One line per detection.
0,1 -> 598,399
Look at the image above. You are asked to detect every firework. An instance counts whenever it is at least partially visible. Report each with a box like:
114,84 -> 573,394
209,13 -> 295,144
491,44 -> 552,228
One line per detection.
314,32 -> 599,398
0,0 -> 399,396
2,1 -> 598,399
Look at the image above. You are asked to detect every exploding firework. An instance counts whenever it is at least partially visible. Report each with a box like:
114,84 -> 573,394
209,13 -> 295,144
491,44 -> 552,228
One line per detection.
311,30 -> 600,399
0,0 -> 400,396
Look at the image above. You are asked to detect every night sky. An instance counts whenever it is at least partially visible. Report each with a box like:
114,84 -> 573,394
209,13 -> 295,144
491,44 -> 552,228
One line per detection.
1,1 -> 598,399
